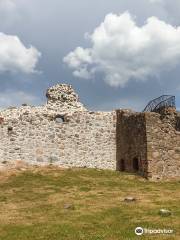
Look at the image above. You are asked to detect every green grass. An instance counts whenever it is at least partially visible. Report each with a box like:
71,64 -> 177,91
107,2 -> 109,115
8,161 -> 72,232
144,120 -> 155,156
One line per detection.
0,167 -> 179,240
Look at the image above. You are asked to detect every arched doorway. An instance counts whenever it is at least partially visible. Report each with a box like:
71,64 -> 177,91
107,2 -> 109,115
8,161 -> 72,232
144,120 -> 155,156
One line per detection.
133,157 -> 139,171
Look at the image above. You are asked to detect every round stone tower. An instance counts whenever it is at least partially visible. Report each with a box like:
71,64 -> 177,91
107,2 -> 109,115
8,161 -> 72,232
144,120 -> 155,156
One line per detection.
46,84 -> 86,112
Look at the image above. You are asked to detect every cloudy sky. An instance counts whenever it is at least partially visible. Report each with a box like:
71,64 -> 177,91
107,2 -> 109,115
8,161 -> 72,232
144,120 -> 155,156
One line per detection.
0,0 -> 180,111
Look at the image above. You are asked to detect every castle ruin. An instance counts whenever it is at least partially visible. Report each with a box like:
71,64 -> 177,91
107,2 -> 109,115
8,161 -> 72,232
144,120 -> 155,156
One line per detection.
0,84 -> 179,180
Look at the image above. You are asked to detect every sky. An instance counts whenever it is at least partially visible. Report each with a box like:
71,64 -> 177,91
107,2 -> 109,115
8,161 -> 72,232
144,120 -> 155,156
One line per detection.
0,0 -> 180,111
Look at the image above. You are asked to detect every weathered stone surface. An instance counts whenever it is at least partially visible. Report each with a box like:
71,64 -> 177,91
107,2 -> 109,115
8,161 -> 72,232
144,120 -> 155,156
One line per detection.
146,108 -> 180,180
116,107 -> 180,180
116,110 -> 147,177
0,84 -> 116,171
46,84 -> 87,112
0,83 -> 179,181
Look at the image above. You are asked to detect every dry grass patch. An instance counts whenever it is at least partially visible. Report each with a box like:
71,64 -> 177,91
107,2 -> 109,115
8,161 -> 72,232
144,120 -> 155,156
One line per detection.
0,167 -> 179,240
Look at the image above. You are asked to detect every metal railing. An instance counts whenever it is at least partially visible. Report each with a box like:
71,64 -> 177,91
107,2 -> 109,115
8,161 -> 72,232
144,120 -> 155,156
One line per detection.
143,95 -> 175,112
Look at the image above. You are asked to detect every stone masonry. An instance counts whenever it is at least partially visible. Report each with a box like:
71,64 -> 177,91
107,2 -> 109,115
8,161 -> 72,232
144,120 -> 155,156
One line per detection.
0,83 -> 179,180
0,84 -> 116,171
116,107 -> 180,180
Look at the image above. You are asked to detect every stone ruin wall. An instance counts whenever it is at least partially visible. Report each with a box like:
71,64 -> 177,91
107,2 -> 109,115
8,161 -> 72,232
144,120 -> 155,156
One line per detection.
116,107 -> 180,180
145,108 -> 180,180
0,84 -> 117,170
0,83 -> 179,181
116,110 -> 148,177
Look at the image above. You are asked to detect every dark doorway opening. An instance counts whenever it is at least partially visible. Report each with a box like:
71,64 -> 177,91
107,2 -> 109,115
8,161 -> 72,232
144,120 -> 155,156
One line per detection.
117,158 -> 125,171
133,157 -> 139,171
120,159 -> 125,171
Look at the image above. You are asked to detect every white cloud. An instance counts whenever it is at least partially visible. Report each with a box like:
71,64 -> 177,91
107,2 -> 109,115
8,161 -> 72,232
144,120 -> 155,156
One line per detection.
0,32 -> 41,74
64,12 -> 180,87
0,90 -> 41,109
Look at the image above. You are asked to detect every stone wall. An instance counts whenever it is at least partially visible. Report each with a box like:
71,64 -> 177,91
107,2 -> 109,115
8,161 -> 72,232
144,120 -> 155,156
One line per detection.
0,83 -> 179,181
116,110 -> 148,177
116,108 -> 180,180
145,107 -> 180,180
0,105 -> 116,170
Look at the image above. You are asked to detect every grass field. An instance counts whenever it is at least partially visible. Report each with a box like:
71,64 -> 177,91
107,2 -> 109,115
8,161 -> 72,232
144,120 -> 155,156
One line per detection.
0,167 -> 179,240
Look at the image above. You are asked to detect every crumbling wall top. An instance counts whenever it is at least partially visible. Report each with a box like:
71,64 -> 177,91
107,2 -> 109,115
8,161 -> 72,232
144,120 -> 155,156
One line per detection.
0,83 -> 88,121
46,84 -> 78,102
46,84 -> 87,112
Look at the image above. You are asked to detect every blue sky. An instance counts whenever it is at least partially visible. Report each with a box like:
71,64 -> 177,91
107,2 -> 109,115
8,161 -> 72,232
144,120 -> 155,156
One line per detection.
0,0 -> 180,111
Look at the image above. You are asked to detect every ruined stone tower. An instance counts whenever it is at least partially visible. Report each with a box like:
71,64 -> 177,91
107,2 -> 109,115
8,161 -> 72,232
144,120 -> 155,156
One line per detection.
116,107 -> 180,180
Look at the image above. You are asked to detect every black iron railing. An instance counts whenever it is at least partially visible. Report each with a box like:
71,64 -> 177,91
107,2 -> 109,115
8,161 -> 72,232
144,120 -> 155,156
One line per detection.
143,95 -> 175,112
